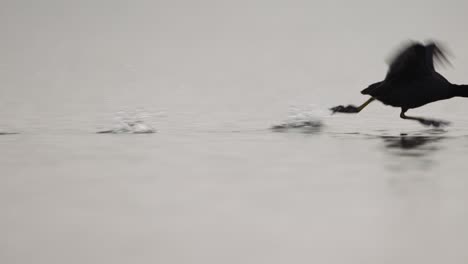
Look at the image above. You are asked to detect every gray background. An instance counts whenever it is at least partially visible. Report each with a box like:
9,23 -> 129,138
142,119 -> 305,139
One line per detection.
2,1 -> 468,263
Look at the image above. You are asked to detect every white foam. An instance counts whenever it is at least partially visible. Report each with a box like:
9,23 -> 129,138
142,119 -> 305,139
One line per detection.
98,109 -> 157,134
272,104 -> 325,130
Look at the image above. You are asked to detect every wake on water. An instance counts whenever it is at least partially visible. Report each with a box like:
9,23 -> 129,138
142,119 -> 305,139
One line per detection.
0,132 -> 18,135
0,127 -> 18,135
97,120 -> 155,134
271,104 -> 325,132
97,109 -> 158,134
95,105 -> 326,134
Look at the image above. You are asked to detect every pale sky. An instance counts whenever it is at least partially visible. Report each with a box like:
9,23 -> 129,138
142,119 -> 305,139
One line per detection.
1,0 -> 467,115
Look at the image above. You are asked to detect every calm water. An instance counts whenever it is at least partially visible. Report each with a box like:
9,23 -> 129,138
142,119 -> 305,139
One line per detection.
2,0 -> 468,263
2,110 -> 468,264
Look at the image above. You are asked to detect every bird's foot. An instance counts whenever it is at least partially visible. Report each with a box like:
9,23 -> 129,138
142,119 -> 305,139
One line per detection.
418,118 -> 451,127
330,105 -> 360,114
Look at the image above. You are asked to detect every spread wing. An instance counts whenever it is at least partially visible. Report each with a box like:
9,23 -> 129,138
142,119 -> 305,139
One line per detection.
424,41 -> 452,70
385,41 -> 427,79
385,41 -> 451,80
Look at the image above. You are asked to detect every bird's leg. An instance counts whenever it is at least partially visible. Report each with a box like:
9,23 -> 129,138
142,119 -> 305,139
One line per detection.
400,109 -> 450,127
330,97 -> 375,114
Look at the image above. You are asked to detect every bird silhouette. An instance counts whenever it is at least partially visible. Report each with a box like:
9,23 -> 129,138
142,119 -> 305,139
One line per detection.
330,40 -> 468,127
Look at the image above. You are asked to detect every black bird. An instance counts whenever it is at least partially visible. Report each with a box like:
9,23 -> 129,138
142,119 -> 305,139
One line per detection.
330,41 -> 468,127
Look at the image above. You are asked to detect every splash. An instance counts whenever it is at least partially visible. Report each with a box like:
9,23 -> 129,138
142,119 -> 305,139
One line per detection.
97,109 -> 158,134
271,104 -> 325,131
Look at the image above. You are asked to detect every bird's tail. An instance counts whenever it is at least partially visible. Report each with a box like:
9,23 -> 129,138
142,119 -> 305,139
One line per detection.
452,84 -> 468,97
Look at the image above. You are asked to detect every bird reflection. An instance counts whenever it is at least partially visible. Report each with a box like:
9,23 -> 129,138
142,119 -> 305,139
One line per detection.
379,133 -> 446,171
382,135 -> 444,150
379,129 -> 446,159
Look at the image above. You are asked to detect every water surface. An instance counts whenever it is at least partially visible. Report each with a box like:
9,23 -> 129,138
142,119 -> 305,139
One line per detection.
2,0 -> 468,263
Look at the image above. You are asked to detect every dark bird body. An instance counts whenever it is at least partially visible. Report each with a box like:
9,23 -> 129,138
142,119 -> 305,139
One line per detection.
331,41 -> 468,127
